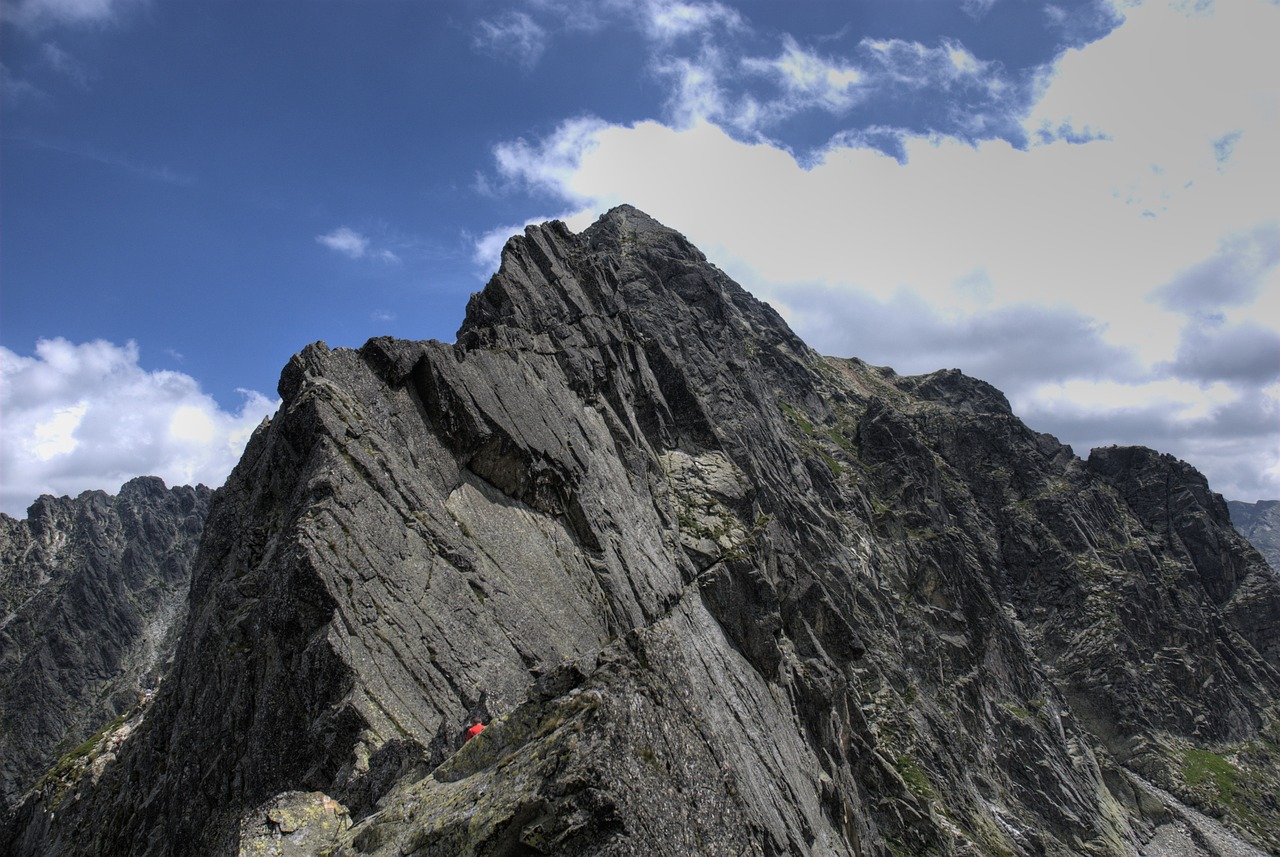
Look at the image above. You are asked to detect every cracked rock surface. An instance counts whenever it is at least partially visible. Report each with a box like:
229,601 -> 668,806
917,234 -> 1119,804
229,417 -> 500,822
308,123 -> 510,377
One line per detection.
4,207 -> 1279,856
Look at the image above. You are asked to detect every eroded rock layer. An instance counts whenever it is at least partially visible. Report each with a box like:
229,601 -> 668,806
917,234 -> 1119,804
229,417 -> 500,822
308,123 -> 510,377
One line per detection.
6,207 -> 1279,856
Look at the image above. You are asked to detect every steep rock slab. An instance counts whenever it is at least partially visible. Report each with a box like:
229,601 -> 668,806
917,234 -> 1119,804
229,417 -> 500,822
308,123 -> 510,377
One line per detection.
0,477 -> 211,814
9,206 -> 1280,856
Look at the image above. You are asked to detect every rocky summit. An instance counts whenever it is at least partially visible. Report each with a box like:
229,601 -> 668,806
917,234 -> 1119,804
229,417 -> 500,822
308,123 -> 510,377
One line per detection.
3,206 -> 1279,857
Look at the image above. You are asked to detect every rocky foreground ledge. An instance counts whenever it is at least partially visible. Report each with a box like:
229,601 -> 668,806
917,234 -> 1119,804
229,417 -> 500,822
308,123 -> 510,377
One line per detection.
3,207 -> 1278,856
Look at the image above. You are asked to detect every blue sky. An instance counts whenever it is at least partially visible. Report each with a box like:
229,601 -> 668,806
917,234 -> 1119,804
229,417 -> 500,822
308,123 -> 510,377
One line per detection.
2,0 -> 1278,515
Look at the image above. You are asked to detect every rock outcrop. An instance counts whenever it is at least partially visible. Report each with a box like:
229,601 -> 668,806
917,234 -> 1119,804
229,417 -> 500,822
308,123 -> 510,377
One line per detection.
1230,499 -> 1280,572
0,477 -> 211,815
5,206 -> 1279,856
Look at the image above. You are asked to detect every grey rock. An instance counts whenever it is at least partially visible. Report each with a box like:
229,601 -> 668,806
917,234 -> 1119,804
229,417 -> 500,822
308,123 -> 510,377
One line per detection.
1229,499 -> 1280,572
5,206 -> 1279,856
0,477 -> 211,814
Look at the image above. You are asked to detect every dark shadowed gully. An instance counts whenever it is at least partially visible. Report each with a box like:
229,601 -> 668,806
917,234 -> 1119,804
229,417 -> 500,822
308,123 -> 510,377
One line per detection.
3,207 -> 1279,856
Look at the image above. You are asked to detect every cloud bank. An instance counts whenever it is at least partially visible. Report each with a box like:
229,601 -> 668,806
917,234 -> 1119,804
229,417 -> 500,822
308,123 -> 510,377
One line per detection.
0,339 -> 278,517
473,0 -> 1280,500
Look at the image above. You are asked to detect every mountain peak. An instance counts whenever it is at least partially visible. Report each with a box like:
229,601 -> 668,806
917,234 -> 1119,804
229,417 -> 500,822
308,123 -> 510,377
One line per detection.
7,209 -> 1280,857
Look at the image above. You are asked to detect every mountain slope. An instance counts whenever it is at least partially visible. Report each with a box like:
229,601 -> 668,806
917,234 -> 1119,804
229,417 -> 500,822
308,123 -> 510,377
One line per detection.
0,477 -> 211,815
1230,500 -> 1280,572
7,207 -> 1278,856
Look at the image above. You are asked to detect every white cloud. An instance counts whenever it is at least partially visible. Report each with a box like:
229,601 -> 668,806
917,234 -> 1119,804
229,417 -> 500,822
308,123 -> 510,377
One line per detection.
472,210 -> 581,273
316,226 -> 370,259
472,0 -> 741,71
492,116 -> 610,195
862,37 -> 993,89
742,36 -> 865,114
0,338 -> 278,517
474,11 -> 548,69
1153,223 -> 1280,314
1027,0 -> 1279,230
6,0 -> 137,29
315,225 -> 407,266
315,223 -> 408,265
1164,319 -> 1280,385
1016,381 -> 1280,501
476,0 -> 1280,498
654,49 -> 732,129
639,0 -> 743,43
640,11 -> 1025,144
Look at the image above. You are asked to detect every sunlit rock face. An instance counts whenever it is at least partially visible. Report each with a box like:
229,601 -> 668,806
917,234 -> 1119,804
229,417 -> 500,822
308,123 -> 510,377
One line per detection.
5,206 -> 1279,857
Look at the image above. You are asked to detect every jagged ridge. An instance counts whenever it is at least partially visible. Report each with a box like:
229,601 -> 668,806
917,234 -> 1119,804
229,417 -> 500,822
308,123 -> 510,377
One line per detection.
6,206 -> 1279,857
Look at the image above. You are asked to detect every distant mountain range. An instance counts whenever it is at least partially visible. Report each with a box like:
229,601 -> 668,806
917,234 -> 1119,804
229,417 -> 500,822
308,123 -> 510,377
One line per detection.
0,478 -> 210,817
3,207 -> 1278,856
1230,500 -> 1280,573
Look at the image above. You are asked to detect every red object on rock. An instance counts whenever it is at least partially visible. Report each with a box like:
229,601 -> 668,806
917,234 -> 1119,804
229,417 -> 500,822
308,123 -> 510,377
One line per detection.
465,722 -> 485,741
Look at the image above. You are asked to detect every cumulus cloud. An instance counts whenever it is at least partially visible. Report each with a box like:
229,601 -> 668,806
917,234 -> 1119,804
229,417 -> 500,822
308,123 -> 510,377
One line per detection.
316,226 -> 370,259
315,225 -> 405,266
491,116 -> 610,196
474,0 -> 1280,498
779,284 -> 1141,395
0,338 -> 278,518
1164,320 -> 1280,385
1153,223 -> 1280,315
1017,382 -> 1280,501
1027,0 -> 1279,225
473,11 -> 548,69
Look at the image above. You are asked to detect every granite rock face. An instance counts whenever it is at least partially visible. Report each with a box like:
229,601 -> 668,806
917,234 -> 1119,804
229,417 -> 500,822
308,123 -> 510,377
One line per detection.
0,477 -> 211,815
5,207 -> 1279,856
1230,500 -> 1280,572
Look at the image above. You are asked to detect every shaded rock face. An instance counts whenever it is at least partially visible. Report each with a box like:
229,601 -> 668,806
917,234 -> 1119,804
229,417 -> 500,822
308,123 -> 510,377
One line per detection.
0,477 -> 211,814
1230,499 -> 1280,572
7,207 -> 1280,857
